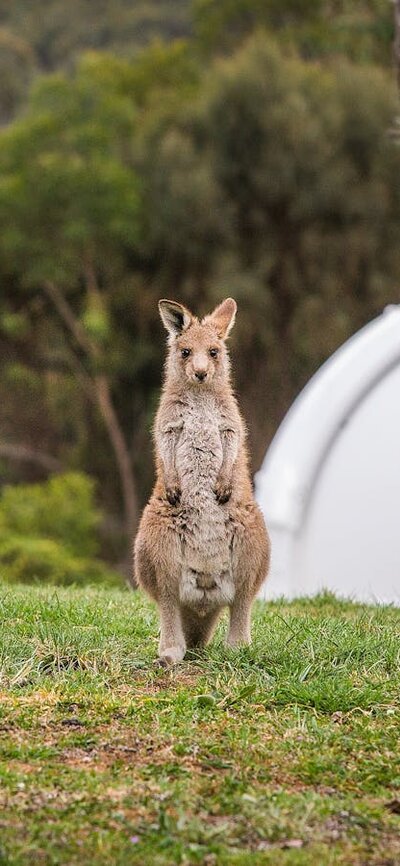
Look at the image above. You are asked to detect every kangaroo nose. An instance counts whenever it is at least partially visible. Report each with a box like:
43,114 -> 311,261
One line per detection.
195,370 -> 207,382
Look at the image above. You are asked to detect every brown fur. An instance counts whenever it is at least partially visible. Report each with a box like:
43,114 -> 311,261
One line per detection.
134,298 -> 270,665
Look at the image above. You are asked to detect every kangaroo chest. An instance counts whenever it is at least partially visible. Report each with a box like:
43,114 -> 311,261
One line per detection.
174,394 -> 233,577
176,395 -> 224,496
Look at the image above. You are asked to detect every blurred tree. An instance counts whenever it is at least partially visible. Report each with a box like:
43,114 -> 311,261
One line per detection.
194,0 -> 322,50
395,0 -> 400,88
194,0 -> 394,65
0,0 -> 394,124
0,27 -> 36,121
0,57 -> 141,537
137,34 -> 400,461
0,0 -> 191,69
0,0 -> 191,120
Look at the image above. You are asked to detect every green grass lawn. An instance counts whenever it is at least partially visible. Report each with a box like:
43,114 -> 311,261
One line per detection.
0,586 -> 399,865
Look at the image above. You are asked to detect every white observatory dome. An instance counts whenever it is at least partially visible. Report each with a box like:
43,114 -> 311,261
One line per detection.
256,305 -> 400,604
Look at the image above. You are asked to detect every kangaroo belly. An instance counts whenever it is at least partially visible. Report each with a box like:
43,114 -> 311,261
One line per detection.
177,500 -> 234,610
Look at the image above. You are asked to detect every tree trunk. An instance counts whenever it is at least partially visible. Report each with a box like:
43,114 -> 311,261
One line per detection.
94,374 -> 139,536
394,0 -> 400,91
43,279 -> 140,545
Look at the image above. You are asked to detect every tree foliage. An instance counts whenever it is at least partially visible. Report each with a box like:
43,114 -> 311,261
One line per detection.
194,0 -> 394,63
0,56 -> 140,285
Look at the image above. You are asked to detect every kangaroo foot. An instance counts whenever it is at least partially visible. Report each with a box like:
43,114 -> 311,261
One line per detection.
155,645 -> 186,667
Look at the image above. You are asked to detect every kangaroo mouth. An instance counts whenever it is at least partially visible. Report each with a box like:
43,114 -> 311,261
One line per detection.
189,374 -> 213,386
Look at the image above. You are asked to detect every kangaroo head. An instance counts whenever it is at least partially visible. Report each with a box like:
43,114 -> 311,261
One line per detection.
159,298 -> 237,388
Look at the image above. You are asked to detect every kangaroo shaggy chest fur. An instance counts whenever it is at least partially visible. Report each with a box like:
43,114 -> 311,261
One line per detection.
166,392 -> 236,609
134,297 -> 270,666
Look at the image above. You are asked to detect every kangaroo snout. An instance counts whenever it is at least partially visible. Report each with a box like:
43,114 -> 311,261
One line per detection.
194,370 -> 207,382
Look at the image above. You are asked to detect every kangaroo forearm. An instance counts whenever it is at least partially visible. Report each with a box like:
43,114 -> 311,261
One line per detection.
156,417 -> 183,483
160,436 -> 178,481
219,428 -> 240,478
214,428 -> 240,503
157,427 -> 182,505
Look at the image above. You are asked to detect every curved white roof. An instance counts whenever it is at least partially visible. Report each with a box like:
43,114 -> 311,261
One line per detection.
256,304 -> 400,602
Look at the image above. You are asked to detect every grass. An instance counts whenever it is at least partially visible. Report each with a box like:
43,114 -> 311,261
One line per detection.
0,586 -> 399,865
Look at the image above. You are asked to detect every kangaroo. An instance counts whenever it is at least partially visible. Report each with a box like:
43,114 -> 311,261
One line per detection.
134,298 -> 270,666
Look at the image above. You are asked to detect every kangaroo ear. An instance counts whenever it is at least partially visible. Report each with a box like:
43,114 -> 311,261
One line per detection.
158,300 -> 193,335
207,298 -> 237,339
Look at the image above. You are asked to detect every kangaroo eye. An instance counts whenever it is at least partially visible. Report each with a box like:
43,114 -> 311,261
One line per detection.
209,348 -> 219,358
181,348 -> 191,359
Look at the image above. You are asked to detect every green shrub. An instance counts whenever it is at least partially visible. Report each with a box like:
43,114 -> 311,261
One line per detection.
0,535 -> 119,586
0,472 -> 101,558
0,473 -> 121,586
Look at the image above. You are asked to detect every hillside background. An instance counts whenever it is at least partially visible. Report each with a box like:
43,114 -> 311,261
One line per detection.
0,0 -> 399,576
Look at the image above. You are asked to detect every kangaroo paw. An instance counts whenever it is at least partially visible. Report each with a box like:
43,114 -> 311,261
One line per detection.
165,484 -> 181,506
214,475 -> 232,504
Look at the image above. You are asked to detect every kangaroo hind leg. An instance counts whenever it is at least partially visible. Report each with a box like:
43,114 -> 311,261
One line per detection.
157,591 -> 186,667
229,506 -> 270,647
181,607 -> 222,649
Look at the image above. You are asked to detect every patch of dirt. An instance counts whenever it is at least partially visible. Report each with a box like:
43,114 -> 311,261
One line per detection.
58,736 -> 176,772
385,799 -> 400,814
